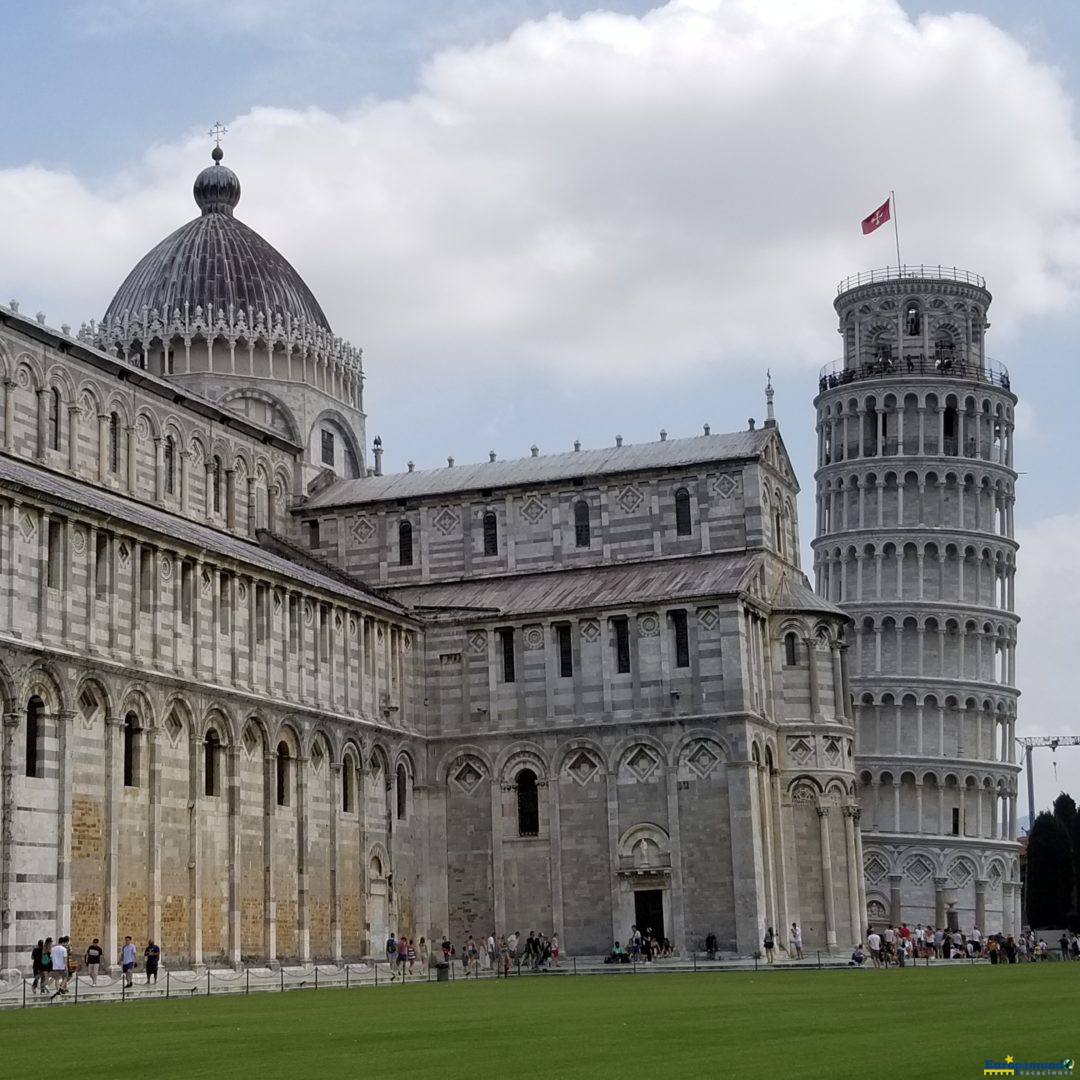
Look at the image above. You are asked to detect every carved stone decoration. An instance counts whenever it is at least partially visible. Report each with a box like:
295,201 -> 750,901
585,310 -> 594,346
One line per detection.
697,607 -> 718,630
520,494 -> 547,525
469,630 -> 487,655
303,602 -> 314,627
134,414 -> 151,440
159,555 -> 172,581
19,513 -> 35,542
200,571 -> 212,598
15,366 -> 30,389
71,527 -> 86,555
791,782 -> 817,803
623,745 -> 660,782
564,749 -> 601,785
237,581 -> 247,603
682,739 -> 723,779
637,613 -> 660,637
823,736 -> 842,767
351,515 -> 376,544
904,855 -> 934,886
242,725 -> 260,759
118,542 -> 130,569
451,757 -> 487,796
713,473 -> 740,499
523,626 -> 545,650
863,854 -> 889,883
949,858 -> 974,888
580,619 -> 600,643
615,484 -> 644,514
164,711 -> 184,745
787,737 -> 813,766
432,506 -> 459,536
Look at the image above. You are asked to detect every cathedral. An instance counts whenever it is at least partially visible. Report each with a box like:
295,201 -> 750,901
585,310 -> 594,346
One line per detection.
0,145 -> 1017,973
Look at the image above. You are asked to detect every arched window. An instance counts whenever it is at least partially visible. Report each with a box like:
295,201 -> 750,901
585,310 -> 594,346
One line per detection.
675,488 -> 692,536
483,511 -> 498,556
342,758 -> 355,813
276,741 -> 290,806
108,412 -> 121,474
164,436 -> 176,496
774,508 -> 784,555
204,729 -> 220,796
574,500 -> 591,548
904,302 -> 921,337
398,521 -> 413,566
396,763 -> 407,821
47,388 -> 61,451
123,712 -> 140,788
784,632 -> 799,666
212,456 -> 223,513
25,696 -> 44,779
516,769 -> 539,837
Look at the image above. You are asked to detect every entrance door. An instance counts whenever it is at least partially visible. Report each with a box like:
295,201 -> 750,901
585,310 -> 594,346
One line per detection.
634,889 -> 665,941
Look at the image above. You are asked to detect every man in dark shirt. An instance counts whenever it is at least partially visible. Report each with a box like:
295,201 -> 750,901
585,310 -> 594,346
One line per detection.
144,940 -> 161,984
85,938 -> 104,985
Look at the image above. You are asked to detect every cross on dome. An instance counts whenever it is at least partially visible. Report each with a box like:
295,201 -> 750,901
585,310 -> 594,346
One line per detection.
208,121 -> 228,148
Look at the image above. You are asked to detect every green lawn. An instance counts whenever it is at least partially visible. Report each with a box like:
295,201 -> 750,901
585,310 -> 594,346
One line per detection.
0,966 -> 1074,1079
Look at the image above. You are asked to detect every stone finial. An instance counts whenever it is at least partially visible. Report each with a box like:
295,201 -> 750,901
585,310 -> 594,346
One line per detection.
447,456 -> 455,468
36,311 -> 46,325
615,434 -> 623,447
574,440 -> 581,452
489,450 -> 496,462
372,436 -> 383,477
61,324 -> 71,336
765,369 -> 776,428
703,423 -> 711,435
748,418 -> 756,431
659,429 -> 667,442
530,445 -> 539,457
8,300 -> 18,312
407,461 -> 415,473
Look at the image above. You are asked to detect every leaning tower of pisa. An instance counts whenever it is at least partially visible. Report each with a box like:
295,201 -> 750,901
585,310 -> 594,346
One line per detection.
812,267 -> 1022,937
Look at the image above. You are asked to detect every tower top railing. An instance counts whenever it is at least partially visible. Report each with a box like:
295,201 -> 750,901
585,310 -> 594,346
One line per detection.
837,265 -> 986,295
818,354 -> 1011,394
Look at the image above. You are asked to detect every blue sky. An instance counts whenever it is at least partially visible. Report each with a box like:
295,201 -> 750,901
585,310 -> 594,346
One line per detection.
3,0 -> 1079,812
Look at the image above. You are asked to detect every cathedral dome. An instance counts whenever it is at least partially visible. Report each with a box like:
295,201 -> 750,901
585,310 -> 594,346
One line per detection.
103,148 -> 331,333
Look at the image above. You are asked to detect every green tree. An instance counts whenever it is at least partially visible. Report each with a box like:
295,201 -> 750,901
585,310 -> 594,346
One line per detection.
1026,811 -> 1073,928
1053,793 -> 1078,912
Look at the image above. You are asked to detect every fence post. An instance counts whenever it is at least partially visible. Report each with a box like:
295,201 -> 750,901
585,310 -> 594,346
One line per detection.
22,976 -> 26,1008
375,961 -> 379,987
693,952 -> 697,973
280,967 -> 284,993
122,977 -> 126,1003
207,969 -> 211,996
572,956 -> 577,976
246,968 -> 250,995
166,971 -> 170,999
315,965 -> 319,990
74,972 -> 78,1004
346,964 -> 350,990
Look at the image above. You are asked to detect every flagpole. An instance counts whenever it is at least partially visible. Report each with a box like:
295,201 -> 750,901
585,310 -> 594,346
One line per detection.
890,189 -> 902,273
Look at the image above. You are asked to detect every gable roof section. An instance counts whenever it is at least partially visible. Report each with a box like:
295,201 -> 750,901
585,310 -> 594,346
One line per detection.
304,428 -> 771,509
0,455 -> 410,619
389,551 -> 761,619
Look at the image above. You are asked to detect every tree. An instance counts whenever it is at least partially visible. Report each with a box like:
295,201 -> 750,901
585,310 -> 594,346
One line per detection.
1026,811 -> 1073,929
1052,793 -> 1078,914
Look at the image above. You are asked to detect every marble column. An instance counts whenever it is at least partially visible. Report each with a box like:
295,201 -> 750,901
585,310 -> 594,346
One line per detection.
974,878 -> 987,935
188,730 -> 203,967
934,876 -> 948,928
843,807 -> 862,945
0,712 -> 19,970
263,750 -> 277,963
888,873 -> 902,926
227,745 -> 242,966
330,762 -> 342,963
147,726 -> 162,945
818,806 -> 838,949
296,755 -> 310,962
104,715 -> 124,971
54,710 -> 76,935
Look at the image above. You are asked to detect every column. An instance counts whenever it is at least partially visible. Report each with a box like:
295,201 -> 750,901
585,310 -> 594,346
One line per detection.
188,730 -> 203,967
226,744 -> 242,965
54,710 -> 76,935
296,755 -> 310,961
727,759 -> 765,956
805,638 -> 820,719
0,711 -> 18,967
843,807 -> 862,945
934,876 -> 947,928
263,751 -> 277,962
830,645 -> 845,719
330,762 -> 342,963
104,715 -> 124,971
888,873 -> 902,926
126,423 -> 136,494
852,811 -> 867,935
817,807 -> 837,949
2,380 -> 14,451
974,878 -> 987,934
147,726 -> 162,945
35,388 -> 47,460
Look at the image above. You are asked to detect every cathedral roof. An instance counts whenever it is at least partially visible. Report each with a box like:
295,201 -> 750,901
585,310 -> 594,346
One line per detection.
389,551 -> 760,616
103,148 -> 332,335
306,428 -> 772,508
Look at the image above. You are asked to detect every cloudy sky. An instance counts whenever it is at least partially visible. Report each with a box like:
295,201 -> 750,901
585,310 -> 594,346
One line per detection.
3,0 -> 1078,816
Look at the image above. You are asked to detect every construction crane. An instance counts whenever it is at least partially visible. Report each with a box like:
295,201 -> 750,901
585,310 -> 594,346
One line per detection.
1016,736 -> 1080,829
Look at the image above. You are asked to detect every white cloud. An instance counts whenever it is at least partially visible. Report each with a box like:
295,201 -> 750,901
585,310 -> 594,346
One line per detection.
1014,513 -> 1080,816
5,0 -> 1080,387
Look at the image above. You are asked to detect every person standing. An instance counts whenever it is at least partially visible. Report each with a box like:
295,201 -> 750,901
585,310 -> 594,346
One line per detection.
790,923 -> 803,960
396,933 -> 408,978
49,936 -> 69,998
763,927 -> 775,964
867,928 -> 882,968
40,937 -> 53,993
551,933 -> 560,968
31,940 -> 45,994
120,936 -> 137,987
418,937 -> 429,972
84,938 -> 104,985
487,933 -> 496,971
386,932 -> 398,979
144,940 -> 160,985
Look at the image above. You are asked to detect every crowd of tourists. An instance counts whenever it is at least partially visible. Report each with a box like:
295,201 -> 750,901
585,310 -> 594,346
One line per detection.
29,934 -> 160,997
606,925 -> 674,963
383,929 -> 562,978
851,924 -> 1080,967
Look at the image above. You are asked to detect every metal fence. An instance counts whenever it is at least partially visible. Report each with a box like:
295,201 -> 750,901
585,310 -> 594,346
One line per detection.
837,266 -> 987,293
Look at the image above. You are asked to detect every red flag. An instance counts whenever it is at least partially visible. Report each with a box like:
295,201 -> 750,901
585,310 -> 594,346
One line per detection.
861,197 -> 891,234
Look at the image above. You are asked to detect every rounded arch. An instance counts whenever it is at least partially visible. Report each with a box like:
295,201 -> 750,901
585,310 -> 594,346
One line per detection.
200,705 -> 238,746
19,664 -> 67,716
72,674 -> 112,723
495,741 -> 549,782
117,686 -> 156,730
219,387 -> 301,443
672,729 -> 731,768
308,408 -> 362,478
617,822 -> 671,864
553,738 -> 607,778
274,720 -> 303,757
609,732 -> 669,774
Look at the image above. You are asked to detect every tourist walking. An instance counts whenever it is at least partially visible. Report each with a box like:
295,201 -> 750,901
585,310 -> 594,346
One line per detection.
120,936 -> 137,987
40,937 -> 53,993
84,938 -> 104,984
790,923 -> 803,960
763,927 -> 775,964
867,928 -> 882,968
31,940 -> 46,994
551,933 -> 560,968
49,936 -> 69,998
487,933 -> 496,971
396,933 -> 409,977
386,932 -> 398,978
144,940 -> 160,984
418,937 -> 429,972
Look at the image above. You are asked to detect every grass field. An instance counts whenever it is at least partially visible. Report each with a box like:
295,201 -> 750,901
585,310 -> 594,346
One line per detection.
0,966 -> 1074,1079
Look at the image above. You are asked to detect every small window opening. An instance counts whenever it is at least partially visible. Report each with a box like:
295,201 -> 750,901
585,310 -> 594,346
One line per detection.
48,388 -> 61,452
94,533 -> 109,599
396,763 -> 407,821
256,585 -> 267,643
784,632 -> 799,666
483,511 -> 498,556
46,518 -> 62,588
276,742 -> 291,806
672,610 -> 690,668
342,760 -> 355,813
123,713 -> 140,788
25,696 -> 44,779
951,807 -> 960,836
557,624 -> 573,678
574,500 -> 591,548
675,488 -> 692,536
108,413 -> 121,474
180,561 -> 193,625
905,302 -> 920,337
498,628 -> 515,683
212,456 -> 223,512
164,436 -> 176,496
139,548 -> 153,612
399,520 -> 413,566
516,769 -> 539,837
614,617 -> 631,674
308,520 -> 320,549
321,429 -> 335,467
204,729 -> 220,797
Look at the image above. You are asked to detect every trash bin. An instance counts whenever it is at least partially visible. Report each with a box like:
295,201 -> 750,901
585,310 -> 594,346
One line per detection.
436,962 -> 450,983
